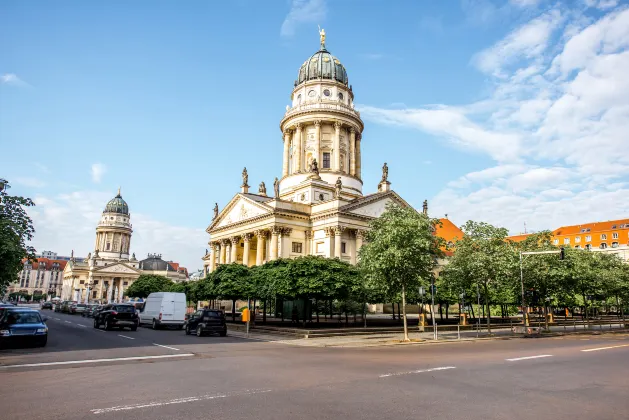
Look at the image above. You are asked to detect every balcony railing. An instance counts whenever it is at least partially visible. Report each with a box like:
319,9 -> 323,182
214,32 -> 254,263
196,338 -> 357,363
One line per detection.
284,100 -> 360,119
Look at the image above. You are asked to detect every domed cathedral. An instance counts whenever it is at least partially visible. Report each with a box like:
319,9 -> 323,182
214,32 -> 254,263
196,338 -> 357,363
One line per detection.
204,30 -> 410,274
61,188 -> 141,303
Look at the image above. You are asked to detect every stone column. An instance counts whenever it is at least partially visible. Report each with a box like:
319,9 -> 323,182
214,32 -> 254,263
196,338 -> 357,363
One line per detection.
282,129 -> 291,177
220,240 -> 228,264
107,281 -> 113,303
270,226 -> 281,260
209,243 -> 217,273
355,230 -> 366,263
350,127 -> 356,176
295,123 -> 303,172
356,134 -> 362,179
255,230 -> 266,266
242,233 -> 252,267
325,227 -> 334,258
97,277 -> 103,302
305,230 -> 313,255
280,228 -> 293,258
314,120 -> 321,166
334,121 -> 342,171
230,237 -> 239,264
333,226 -> 345,258
118,281 -> 125,302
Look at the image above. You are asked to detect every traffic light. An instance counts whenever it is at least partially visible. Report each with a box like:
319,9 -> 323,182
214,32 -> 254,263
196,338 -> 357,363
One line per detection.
560,247 -> 565,260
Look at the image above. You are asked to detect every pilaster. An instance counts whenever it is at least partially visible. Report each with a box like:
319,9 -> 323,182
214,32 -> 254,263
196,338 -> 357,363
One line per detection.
242,233 -> 252,267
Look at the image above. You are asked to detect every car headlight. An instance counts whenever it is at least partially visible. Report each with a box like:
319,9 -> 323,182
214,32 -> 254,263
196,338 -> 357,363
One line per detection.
0,329 -> 10,336
36,328 -> 47,333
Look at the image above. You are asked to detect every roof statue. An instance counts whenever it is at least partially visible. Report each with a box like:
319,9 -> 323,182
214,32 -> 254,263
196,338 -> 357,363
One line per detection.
310,158 -> 319,176
259,181 -> 267,196
213,202 -> 219,219
318,26 -> 326,49
335,177 -> 343,199
242,167 -> 249,187
273,177 -> 280,197
422,200 -> 428,215
117,186 -> 121,197
381,162 -> 388,182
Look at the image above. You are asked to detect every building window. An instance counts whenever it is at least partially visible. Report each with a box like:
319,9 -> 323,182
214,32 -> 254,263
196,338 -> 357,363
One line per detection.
612,232 -> 618,239
80,280 -> 85,284
574,245 -> 580,249
612,225 -> 617,229
586,235 -> 591,242
323,89 -> 331,97
92,291 -> 97,298
106,242 -> 111,250
319,193 -> 324,201
564,238 -> 570,245
292,242 -> 303,253
601,234 -> 607,240
585,244 -> 592,250
575,236 -> 581,243
341,242 -> 347,254
600,243 -> 608,249
322,152 -> 331,169
93,280 -> 99,285
611,242 -> 619,248
123,281 -> 128,286
553,239 -> 559,245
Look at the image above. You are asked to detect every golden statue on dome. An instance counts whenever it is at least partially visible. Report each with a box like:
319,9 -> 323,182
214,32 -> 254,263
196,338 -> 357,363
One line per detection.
318,26 -> 326,49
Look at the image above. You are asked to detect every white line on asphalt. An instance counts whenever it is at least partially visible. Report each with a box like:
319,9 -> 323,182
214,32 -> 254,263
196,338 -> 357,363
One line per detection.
90,389 -> 271,414
379,366 -> 456,378
53,318 -> 60,320
0,353 -> 195,369
118,334 -> 135,340
153,343 -> 180,351
506,355 -> 553,361
581,344 -> 629,352
76,324 -> 87,328
64,321 -> 72,324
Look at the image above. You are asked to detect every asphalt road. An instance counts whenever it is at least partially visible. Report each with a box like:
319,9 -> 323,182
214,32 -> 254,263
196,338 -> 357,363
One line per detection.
1,309 -> 628,420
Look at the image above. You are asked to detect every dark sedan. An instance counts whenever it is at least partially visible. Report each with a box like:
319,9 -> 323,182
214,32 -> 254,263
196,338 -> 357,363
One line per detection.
0,308 -> 48,347
41,301 -> 53,310
184,309 -> 227,337
93,304 -> 138,331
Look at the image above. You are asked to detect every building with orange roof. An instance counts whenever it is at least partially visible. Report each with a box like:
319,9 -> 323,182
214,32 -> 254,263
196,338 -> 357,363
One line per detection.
435,217 -> 465,256
8,255 -> 69,298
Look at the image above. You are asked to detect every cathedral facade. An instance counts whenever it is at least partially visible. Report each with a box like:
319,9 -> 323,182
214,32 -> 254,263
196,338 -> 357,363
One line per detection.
204,33 -> 410,273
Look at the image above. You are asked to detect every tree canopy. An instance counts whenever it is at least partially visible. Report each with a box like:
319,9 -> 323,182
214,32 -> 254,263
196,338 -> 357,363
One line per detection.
0,180 -> 36,294
124,274 -> 175,298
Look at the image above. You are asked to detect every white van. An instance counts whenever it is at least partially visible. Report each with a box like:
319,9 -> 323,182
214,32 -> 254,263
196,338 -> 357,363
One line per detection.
139,292 -> 187,329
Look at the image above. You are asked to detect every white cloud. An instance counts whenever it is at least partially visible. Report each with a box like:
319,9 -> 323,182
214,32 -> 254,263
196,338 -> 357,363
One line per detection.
363,3 -> 629,234
1,73 -> 29,87
584,0 -> 619,11
280,0 -> 326,38
29,190 -> 206,271
14,177 -> 47,188
510,0 -> 544,7
91,163 -> 107,183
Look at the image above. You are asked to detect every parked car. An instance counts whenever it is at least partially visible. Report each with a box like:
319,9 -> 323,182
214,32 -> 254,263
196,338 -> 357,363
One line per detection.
81,304 -> 100,317
184,309 -> 227,337
0,303 -> 15,319
139,292 -> 186,330
93,304 -> 138,331
71,303 -> 89,315
61,301 -> 75,313
40,301 -> 53,310
0,308 -> 48,347
54,302 -> 63,312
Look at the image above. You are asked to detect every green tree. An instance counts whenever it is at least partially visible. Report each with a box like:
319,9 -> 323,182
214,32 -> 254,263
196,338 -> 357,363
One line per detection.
441,221 -> 518,334
359,203 -> 443,341
210,263 -> 252,320
0,180 -> 36,294
124,274 -> 174,299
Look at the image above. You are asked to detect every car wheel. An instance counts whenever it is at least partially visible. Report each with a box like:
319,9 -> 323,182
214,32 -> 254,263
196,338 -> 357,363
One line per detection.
196,326 -> 203,337
185,325 -> 191,335
104,319 -> 111,331
131,324 -> 137,332
152,319 -> 159,330
38,337 -> 48,347
178,324 -> 184,330
220,330 -> 227,337
93,318 -> 100,329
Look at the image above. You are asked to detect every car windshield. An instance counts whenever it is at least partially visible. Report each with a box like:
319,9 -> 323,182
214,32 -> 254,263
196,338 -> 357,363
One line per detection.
3,311 -> 42,325
113,306 -> 135,313
205,311 -> 222,318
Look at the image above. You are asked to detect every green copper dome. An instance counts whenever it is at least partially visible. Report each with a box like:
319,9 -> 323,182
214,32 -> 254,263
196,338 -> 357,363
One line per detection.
296,48 -> 348,87
104,190 -> 129,215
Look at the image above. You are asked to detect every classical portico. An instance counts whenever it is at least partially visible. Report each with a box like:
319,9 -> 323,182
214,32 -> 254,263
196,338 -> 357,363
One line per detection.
204,31 -> 410,275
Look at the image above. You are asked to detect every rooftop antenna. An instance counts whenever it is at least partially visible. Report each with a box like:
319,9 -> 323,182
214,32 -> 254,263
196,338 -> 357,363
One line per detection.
524,221 -> 527,234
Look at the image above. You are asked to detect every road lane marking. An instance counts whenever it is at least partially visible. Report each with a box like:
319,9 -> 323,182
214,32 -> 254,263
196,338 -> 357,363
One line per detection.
0,353 -> 195,369
506,355 -> 553,361
64,321 -> 72,324
53,318 -> 60,320
581,344 -> 629,352
90,389 -> 271,414
118,334 -> 135,340
153,343 -> 180,351
379,366 -> 456,378
76,324 -> 87,327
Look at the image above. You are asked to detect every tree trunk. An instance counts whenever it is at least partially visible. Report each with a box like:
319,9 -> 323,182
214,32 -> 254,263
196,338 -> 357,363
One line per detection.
484,284 -> 491,334
401,284 -> 409,341
315,299 -> 319,323
263,299 -> 267,323
543,299 -> 549,330
482,302 -> 485,318
439,304 -> 443,320
470,304 -> 475,322
397,303 -> 401,321
232,299 -> 236,321
445,303 -> 449,320
391,302 -> 396,320
363,301 -> 367,328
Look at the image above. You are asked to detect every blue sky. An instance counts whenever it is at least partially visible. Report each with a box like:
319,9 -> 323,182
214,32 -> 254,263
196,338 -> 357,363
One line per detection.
2,0 -> 628,270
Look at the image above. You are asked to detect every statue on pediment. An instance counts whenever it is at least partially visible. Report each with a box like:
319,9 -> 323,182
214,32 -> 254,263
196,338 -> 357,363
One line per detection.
335,177 -> 343,198
213,202 -> 219,219
242,167 -> 249,187
259,181 -> 267,195
381,162 -> 389,182
273,177 -> 280,197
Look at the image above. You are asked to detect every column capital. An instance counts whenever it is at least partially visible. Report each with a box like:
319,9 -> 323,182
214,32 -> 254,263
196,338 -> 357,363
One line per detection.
294,123 -> 303,131
314,119 -> 321,127
254,229 -> 268,239
355,229 -> 367,240
283,129 -> 292,136
271,226 -> 282,235
334,121 -> 342,130
281,227 -> 293,236
242,233 -> 252,242
230,236 -> 240,245
305,230 -> 313,240
332,226 -> 346,235
324,227 -> 334,237
350,127 -> 356,134
221,239 -> 230,247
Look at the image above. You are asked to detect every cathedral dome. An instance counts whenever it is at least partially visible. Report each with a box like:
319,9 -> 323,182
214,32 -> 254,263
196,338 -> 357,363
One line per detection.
295,47 -> 348,87
104,189 -> 129,215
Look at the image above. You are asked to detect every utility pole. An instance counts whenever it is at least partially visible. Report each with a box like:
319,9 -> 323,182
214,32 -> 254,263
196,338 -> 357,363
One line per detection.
430,277 -> 436,340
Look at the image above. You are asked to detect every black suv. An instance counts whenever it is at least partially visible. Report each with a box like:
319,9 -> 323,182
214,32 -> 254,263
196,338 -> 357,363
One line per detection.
184,309 -> 227,337
93,304 -> 138,331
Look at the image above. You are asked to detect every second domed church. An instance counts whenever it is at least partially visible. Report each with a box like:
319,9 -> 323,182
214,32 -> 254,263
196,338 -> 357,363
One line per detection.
204,32 -> 410,273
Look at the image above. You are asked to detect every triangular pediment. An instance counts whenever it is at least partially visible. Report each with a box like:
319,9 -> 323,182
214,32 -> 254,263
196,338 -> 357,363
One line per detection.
208,194 -> 273,231
341,191 -> 412,218
94,262 -> 141,275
